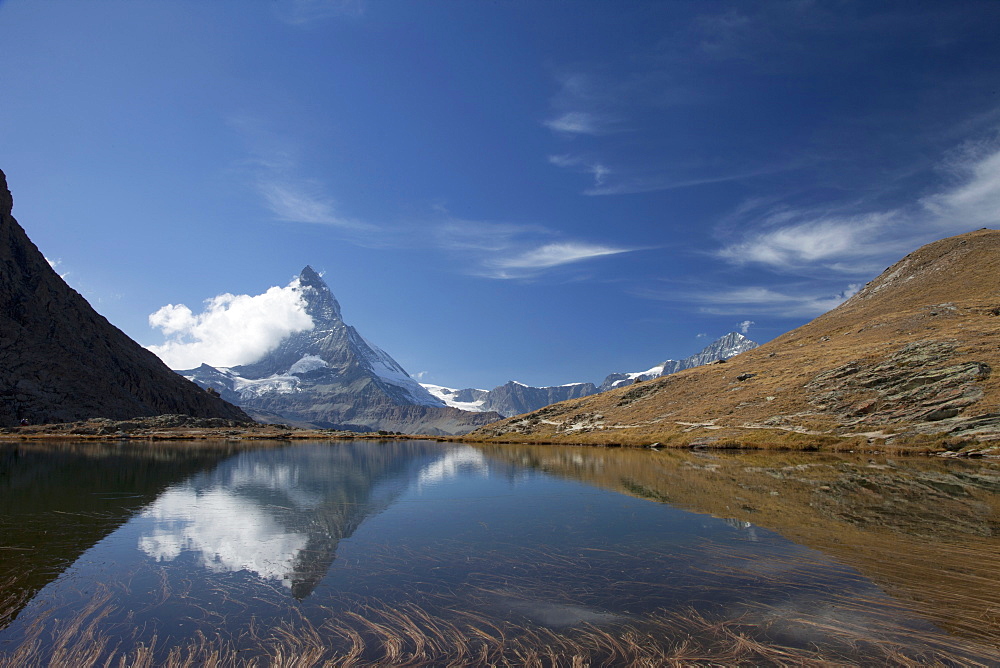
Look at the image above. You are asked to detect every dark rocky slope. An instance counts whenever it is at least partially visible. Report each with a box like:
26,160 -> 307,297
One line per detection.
0,168 -> 250,425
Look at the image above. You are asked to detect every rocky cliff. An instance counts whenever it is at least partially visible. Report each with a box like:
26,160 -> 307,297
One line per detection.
0,168 -> 250,426
468,229 -> 1000,451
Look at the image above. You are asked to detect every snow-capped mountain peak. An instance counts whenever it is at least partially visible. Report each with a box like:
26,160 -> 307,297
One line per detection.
176,268 -> 510,434
296,266 -> 343,325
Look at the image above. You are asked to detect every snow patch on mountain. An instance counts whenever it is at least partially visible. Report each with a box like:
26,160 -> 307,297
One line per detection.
288,355 -> 328,375
603,363 -> 667,390
356,334 -> 443,407
421,384 -> 488,412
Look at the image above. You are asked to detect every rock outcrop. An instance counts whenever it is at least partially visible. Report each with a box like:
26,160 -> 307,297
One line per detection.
0,168 -> 251,425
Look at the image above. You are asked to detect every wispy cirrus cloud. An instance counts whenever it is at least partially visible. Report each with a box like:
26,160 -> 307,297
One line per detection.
432,218 -> 550,253
543,73 -> 625,137
434,216 -> 634,279
541,66 -> 795,196
548,154 -> 612,188
717,212 -> 899,271
544,111 -> 615,136
922,139 -> 1000,226
636,283 -> 863,319
230,115 -> 380,236
275,0 -> 364,25
493,242 -> 630,270
258,180 -> 374,231
716,139 -> 1000,275
701,284 -> 863,318
582,164 -> 794,196
232,119 -> 636,280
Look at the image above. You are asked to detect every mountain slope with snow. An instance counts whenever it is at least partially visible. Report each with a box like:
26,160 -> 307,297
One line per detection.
178,267 -> 500,435
597,332 -> 758,391
422,333 -> 758,418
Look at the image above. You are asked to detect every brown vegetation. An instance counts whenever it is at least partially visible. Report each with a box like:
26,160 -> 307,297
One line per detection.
0,415 -> 426,442
468,229 -> 1000,454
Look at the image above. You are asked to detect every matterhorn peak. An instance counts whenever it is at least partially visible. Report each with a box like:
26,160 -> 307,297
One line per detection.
297,266 -> 342,325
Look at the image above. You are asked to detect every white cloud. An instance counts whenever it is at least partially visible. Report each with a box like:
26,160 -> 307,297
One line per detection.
259,180 -> 373,231
493,242 -> 630,271
717,213 -> 896,270
275,0 -> 364,25
717,141 -> 1000,275
922,144 -> 1000,227
544,111 -> 608,136
548,154 -> 578,168
431,216 -> 633,279
583,164 -> 792,196
590,163 -> 611,186
45,256 -> 70,280
543,71 -> 626,138
695,284 -> 862,318
738,319 -> 754,334
433,218 -> 549,253
147,278 -> 314,369
548,154 -> 613,188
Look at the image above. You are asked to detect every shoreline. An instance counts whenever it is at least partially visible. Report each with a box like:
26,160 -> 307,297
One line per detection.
1,416 -> 997,458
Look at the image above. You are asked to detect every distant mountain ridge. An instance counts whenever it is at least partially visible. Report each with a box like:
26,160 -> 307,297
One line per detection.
423,332 -> 758,417
178,267 -> 501,435
0,168 -> 250,425
596,331 -> 758,392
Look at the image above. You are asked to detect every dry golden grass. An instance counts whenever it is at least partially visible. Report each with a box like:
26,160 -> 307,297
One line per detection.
468,228 -> 1000,453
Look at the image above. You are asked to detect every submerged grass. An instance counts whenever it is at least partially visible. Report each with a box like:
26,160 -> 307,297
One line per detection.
1,541 -> 996,667
1,593 -> 993,667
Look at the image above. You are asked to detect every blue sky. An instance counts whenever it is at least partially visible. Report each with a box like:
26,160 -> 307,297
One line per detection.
3,0 -> 1000,389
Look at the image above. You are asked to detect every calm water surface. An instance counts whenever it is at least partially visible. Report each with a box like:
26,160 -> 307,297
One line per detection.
0,440 -> 996,665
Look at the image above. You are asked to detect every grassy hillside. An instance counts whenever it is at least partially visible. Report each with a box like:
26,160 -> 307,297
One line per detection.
467,229 -> 1000,454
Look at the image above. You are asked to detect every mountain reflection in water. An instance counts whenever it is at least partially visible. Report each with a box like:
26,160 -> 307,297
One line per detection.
139,442 -> 456,598
0,440 -> 996,665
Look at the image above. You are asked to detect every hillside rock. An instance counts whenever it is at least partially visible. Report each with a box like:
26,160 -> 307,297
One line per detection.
469,228 -> 1000,450
0,168 -> 250,426
178,268 -> 502,435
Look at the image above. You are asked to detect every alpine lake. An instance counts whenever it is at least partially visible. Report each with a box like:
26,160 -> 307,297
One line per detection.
0,439 -> 997,666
